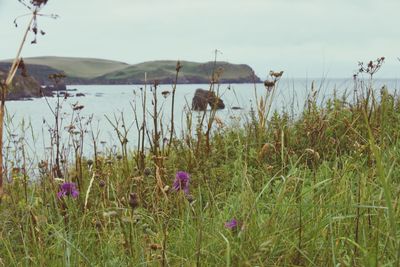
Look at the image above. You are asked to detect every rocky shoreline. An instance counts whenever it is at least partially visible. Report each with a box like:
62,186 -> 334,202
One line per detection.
0,58 -> 261,101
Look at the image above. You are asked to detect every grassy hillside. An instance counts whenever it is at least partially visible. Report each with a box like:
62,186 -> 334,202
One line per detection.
101,60 -> 258,83
5,56 -> 129,79
0,57 -> 260,84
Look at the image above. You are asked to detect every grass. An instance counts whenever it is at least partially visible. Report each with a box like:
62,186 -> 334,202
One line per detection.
101,60 -> 256,82
0,70 -> 399,266
1,57 -> 257,83
2,56 -> 130,79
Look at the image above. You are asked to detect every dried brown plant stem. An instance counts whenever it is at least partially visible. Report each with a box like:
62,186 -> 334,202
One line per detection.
0,14 -> 35,201
195,49 -> 219,157
167,61 -> 181,154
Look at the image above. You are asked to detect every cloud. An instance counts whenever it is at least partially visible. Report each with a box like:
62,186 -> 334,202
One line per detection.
0,0 -> 399,77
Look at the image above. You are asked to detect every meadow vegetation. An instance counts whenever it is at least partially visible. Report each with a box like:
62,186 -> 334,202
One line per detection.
0,56 -> 399,266
0,1 -> 399,266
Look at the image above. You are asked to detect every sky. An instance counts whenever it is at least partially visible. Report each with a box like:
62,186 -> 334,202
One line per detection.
0,0 -> 399,79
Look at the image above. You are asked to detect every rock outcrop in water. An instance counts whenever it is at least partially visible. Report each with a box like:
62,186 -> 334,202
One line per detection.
191,88 -> 225,111
0,63 -> 71,100
0,69 -> 54,100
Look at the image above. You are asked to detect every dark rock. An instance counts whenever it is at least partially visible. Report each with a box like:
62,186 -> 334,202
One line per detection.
0,68 -> 51,100
57,91 -> 72,98
191,88 -> 225,111
231,106 -> 243,110
75,93 -> 85,97
44,82 -> 67,91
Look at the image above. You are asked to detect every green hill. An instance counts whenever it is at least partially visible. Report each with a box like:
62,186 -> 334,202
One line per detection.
4,56 -> 129,79
98,60 -> 259,84
0,57 -> 260,84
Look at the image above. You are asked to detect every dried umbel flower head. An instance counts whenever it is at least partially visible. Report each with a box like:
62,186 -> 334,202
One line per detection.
356,57 -> 385,77
31,0 -> 48,7
269,70 -> 284,78
15,0 -> 57,44
264,80 -> 275,91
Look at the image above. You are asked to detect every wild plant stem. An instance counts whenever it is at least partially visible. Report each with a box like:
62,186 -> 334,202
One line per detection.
0,13 -> 35,200
168,63 -> 181,154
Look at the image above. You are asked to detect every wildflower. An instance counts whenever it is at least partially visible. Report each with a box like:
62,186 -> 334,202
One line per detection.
224,218 -> 238,230
172,171 -> 190,194
57,182 -> 79,199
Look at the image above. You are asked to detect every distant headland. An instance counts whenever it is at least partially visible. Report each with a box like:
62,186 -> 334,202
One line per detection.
0,56 -> 261,85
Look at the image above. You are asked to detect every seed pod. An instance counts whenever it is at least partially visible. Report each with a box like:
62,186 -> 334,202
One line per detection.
129,193 -> 139,210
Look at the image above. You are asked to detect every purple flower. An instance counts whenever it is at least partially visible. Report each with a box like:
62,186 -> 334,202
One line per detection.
57,182 -> 79,199
172,171 -> 190,195
224,219 -> 238,230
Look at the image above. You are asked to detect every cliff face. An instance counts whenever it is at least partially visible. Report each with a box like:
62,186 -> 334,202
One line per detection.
0,62 -> 64,86
0,69 -> 50,100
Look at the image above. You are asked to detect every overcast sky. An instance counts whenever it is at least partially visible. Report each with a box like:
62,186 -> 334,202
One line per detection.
0,0 -> 399,78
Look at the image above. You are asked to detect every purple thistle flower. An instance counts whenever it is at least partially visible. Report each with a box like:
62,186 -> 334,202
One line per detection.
57,182 -> 79,199
172,171 -> 190,195
224,218 -> 238,230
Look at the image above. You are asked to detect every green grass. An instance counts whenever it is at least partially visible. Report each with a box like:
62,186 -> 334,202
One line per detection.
101,60 -> 255,82
0,79 -> 399,266
7,56 -> 130,79
1,57 -> 257,82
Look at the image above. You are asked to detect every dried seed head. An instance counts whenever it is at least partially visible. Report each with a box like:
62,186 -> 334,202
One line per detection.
161,90 -> 170,98
269,70 -> 284,78
99,180 -> 106,188
129,193 -> 139,210
259,143 -> 275,159
264,80 -> 275,91
144,167 -> 151,176
31,0 -> 48,7
150,243 -> 162,250
185,194 -> 195,203
305,148 -> 320,161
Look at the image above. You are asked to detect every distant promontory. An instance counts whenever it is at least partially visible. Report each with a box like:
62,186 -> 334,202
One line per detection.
0,56 -> 261,86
